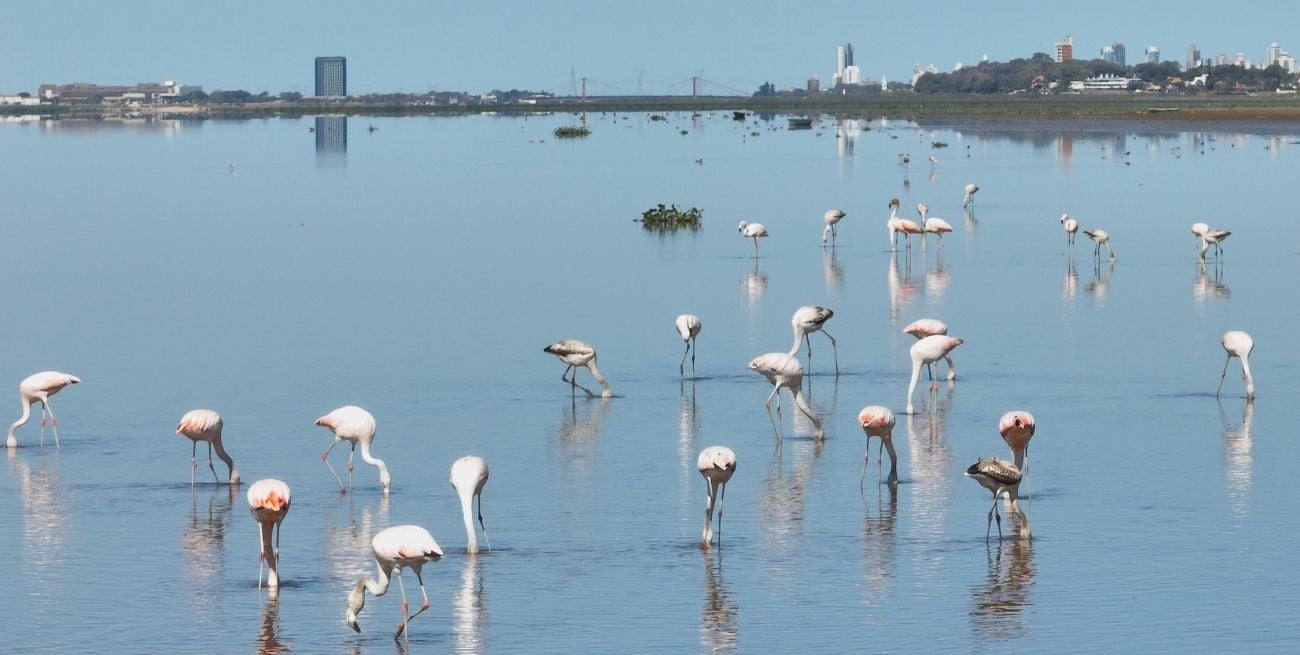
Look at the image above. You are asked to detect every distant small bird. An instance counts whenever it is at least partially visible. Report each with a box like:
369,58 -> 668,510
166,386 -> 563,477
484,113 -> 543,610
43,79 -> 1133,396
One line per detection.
858,406 -> 897,487
902,318 -> 957,380
697,446 -> 737,548
450,456 -> 491,554
789,305 -> 839,376
965,457 -> 1029,541
1083,228 -> 1115,260
248,479 -> 292,590
315,406 -> 391,496
1060,213 -> 1079,245
749,353 -> 823,440
176,409 -> 239,486
544,339 -> 612,398
6,371 -> 80,449
962,183 -> 980,207
738,221 -> 769,257
929,155 -> 938,168
675,314 -> 702,377
906,335 -> 964,414
347,525 -> 444,641
1216,330 -> 1255,400
899,153 -> 911,167
822,209 -> 846,246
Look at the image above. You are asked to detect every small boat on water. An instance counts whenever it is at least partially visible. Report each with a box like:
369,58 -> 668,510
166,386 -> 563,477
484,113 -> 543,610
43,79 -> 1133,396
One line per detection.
733,111 -> 747,121
788,117 -> 813,129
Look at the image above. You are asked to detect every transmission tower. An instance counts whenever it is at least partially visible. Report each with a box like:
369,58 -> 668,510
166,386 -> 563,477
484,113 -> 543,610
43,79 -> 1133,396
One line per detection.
636,68 -> 645,96
569,66 -> 578,97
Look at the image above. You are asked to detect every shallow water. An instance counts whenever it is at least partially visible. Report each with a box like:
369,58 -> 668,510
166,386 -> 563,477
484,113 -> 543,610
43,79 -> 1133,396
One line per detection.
1,112 -> 1298,653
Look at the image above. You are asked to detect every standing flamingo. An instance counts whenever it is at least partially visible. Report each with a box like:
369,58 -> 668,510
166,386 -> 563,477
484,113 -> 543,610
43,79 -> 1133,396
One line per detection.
1083,228 -> 1115,260
1199,227 -> 1232,259
346,525 -> 444,641
902,318 -> 957,380
999,411 -> 1036,499
1191,222 -> 1209,251
929,155 -> 938,168
789,305 -> 839,376
315,405 -> 391,496
1216,330 -> 1255,400
887,198 -> 923,251
905,335 -> 964,414
748,353 -> 823,440
675,314 -> 702,377
247,478 -> 291,590
544,339 -> 612,398
821,209 -> 846,246
737,221 -> 768,257
962,183 -> 980,207
965,457 -> 1029,541
177,409 -> 239,485
697,445 -> 736,548
917,203 -> 954,248
1060,213 -> 1079,245
450,456 -> 491,554
858,406 -> 897,487
6,371 -> 80,449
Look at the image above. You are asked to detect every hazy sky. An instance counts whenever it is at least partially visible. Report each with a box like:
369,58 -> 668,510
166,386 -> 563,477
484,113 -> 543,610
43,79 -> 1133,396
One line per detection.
4,1 -> 1297,95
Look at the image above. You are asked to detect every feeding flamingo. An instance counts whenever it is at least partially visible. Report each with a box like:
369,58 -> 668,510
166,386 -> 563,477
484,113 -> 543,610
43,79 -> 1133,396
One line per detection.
176,409 -> 239,485
748,353 -> 823,441
6,371 -> 80,449
789,305 -> 839,376
965,458 -> 1029,541
1199,227 -> 1232,259
737,221 -> 768,257
315,405 -> 390,496
1216,330 -> 1255,400
999,411 -> 1036,499
905,335 -> 964,414
1060,213 -> 1079,245
675,314 -> 702,377
902,318 -> 957,380
544,339 -> 612,398
821,209 -> 846,246
858,405 -> 897,487
247,479 -> 291,590
962,183 -> 980,207
1083,228 -> 1115,260
346,525 -> 444,641
697,446 -> 736,548
450,456 -> 491,554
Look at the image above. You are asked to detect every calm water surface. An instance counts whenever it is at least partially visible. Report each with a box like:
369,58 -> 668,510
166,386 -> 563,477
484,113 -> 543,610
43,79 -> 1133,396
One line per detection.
1,113 -> 1298,653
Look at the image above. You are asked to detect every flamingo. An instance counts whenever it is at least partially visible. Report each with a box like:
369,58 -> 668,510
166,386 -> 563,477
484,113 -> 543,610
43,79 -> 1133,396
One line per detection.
902,318 -> 957,380
315,405 -> 391,496
905,335 -> 964,414
858,406 -> 897,487
346,525 -> 444,641
1083,228 -> 1115,260
789,305 -> 839,376
737,221 -> 768,257
675,314 -> 702,377
247,479 -> 291,590
821,209 -> 846,246
1191,222 -> 1209,251
176,409 -> 239,486
965,457 -> 1029,541
1199,227 -> 1232,259
917,203 -> 954,248
962,183 -> 980,207
1060,213 -> 1079,245
543,339 -> 612,398
6,371 -> 80,449
929,154 -> 938,168
1216,330 -> 1255,400
887,198 -> 923,251
697,445 -> 736,548
999,411 -> 1036,499
450,456 -> 491,554
748,353 -> 823,440
899,153 -> 911,167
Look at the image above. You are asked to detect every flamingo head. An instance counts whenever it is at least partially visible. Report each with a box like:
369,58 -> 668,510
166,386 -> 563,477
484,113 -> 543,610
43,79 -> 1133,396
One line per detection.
313,415 -> 335,429
888,198 -> 900,209
1060,213 -> 1069,223
858,405 -> 895,437
261,490 -> 288,512
737,221 -> 748,233
379,469 -> 391,496
998,410 -> 1037,445
346,579 -> 367,633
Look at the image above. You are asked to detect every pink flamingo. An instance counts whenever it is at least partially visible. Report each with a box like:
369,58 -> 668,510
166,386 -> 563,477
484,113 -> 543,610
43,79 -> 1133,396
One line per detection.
6,371 -> 80,448
748,353 -> 823,440
903,318 -> 957,380
347,525 -> 444,641
858,405 -> 897,487
965,458 -> 1029,541
450,456 -> 491,554
887,198 -> 923,251
177,409 -> 239,485
315,405 -> 391,496
247,479 -> 291,590
905,335 -> 964,414
917,202 -> 954,248
999,410 -> 1036,499
697,445 -> 737,548
1216,331 -> 1255,400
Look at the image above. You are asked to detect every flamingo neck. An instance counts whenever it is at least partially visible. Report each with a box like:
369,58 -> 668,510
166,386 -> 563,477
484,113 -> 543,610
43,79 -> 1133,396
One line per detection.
883,437 -> 899,476
791,387 -> 823,439
1241,354 -> 1255,398
212,437 -> 239,484
364,560 -> 393,597
458,488 -> 479,554
358,440 -> 390,495
7,398 -> 31,447
788,328 -> 806,357
586,362 -> 612,398
261,521 -> 279,587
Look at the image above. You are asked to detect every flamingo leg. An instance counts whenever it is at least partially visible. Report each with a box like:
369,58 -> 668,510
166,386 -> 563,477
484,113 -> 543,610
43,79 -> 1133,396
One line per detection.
476,493 -> 491,551
1216,354 -> 1231,397
394,569 -> 410,642
39,403 -> 47,447
821,329 -> 840,376
560,365 -> 596,398
690,337 -> 696,375
679,341 -> 690,376
347,442 -> 355,492
878,439 -> 884,484
994,499 -> 1004,540
404,569 -> 432,625
322,439 -> 347,492
717,481 -> 727,546
207,443 -> 220,483
43,399 -> 61,448
753,237 -> 759,257
985,501 -> 995,542
257,522 -> 266,590
191,440 -> 198,486
859,436 -> 871,489
702,479 -> 715,546
763,384 -> 782,439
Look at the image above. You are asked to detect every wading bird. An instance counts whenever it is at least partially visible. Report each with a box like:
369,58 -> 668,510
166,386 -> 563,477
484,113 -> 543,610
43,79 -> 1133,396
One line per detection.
1216,330 -> 1255,400
6,371 -> 80,449
858,406 -> 897,487
999,410 -> 1036,498
1199,227 -> 1232,259
315,405 -> 391,496
247,479 -> 291,590
789,305 -> 839,376
675,314 -> 702,377
918,203 -> 954,248
962,183 -> 980,207
887,198 -> 923,251
748,353 -> 823,440
177,409 -> 239,485
822,209 -> 846,246
965,457 -> 1029,541
1083,228 -> 1115,260
544,339 -> 612,398
450,456 -> 491,554
697,446 -> 737,548
346,525 -> 444,641
905,335 -> 964,414
902,318 -> 957,380
737,221 -> 768,257
1061,213 -> 1079,245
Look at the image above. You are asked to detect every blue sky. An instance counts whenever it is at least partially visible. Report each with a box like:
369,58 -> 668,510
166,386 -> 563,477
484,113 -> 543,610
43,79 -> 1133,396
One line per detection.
3,1 -> 1297,95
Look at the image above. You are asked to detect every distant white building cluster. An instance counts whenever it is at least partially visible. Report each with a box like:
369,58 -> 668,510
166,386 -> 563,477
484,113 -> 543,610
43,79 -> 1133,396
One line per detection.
811,41 -> 881,94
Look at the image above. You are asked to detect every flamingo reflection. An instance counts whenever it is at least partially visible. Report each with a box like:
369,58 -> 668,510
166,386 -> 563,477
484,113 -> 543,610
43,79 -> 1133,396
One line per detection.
969,539 -> 1036,641
323,493 -> 390,583
180,485 -> 236,589
822,248 -> 843,297
887,255 -> 920,326
861,484 -> 898,610
1087,259 -> 1114,303
8,451 -> 67,571
257,595 -> 292,654
1220,399 -> 1254,517
760,439 -> 824,553
452,554 -> 487,655
904,412 -> 955,577
700,550 -> 738,654
925,252 -> 951,298
549,397 -> 611,473
1062,256 -> 1078,303
1192,260 -> 1230,310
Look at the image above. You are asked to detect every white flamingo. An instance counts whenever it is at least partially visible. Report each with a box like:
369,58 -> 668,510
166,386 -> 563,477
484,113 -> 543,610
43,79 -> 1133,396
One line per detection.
905,335 -> 964,414
544,339 -> 612,398
697,446 -> 736,548
821,209 -> 846,246
346,525 -> 444,641
6,371 -> 80,449
1060,213 -> 1079,245
902,318 -> 957,380
1216,330 -> 1255,399
917,202 -> 953,248
738,221 -> 768,257
749,353 -> 823,440
962,183 -> 980,207
675,314 -> 702,376
247,479 -> 291,590
1083,228 -> 1115,260
789,305 -> 838,376
315,405 -> 391,496
450,456 -> 491,554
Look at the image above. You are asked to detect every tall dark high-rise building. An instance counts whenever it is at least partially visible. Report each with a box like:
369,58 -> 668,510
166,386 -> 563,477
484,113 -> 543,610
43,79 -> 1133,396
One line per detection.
315,57 -> 347,97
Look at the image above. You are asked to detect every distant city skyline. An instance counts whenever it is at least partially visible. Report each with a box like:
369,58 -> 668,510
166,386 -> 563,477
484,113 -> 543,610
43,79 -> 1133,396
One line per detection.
2,1 -> 1298,95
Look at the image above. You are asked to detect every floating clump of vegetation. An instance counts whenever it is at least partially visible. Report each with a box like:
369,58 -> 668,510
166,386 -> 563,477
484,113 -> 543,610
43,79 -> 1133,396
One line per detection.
636,204 -> 702,230
554,126 -> 591,139
931,141 -> 949,148
649,114 -> 667,122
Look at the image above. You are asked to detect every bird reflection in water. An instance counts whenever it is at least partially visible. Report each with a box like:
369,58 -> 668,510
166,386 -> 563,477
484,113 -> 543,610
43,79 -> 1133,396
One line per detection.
904,412 -> 955,558
1219,399 -> 1253,517
700,550 -> 738,654
180,484 -> 236,589
925,251 -> 951,299
969,539 -> 1036,641
549,397 -> 611,473
678,380 -> 702,495
256,595 -> 292,654
1062,256 -> 1078,304
453,554 -> 487,655
860,484 -> 898,610
963,206 -> 977,229
8,451 -> 67,571
760,439 -> 824,553
323,493 -> 390,583
1192,260 -> 1230,310
1087,259 -> 1114,303
887,254 -> 920,327
822,247 -> 843,297
741,259 -> 768,320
